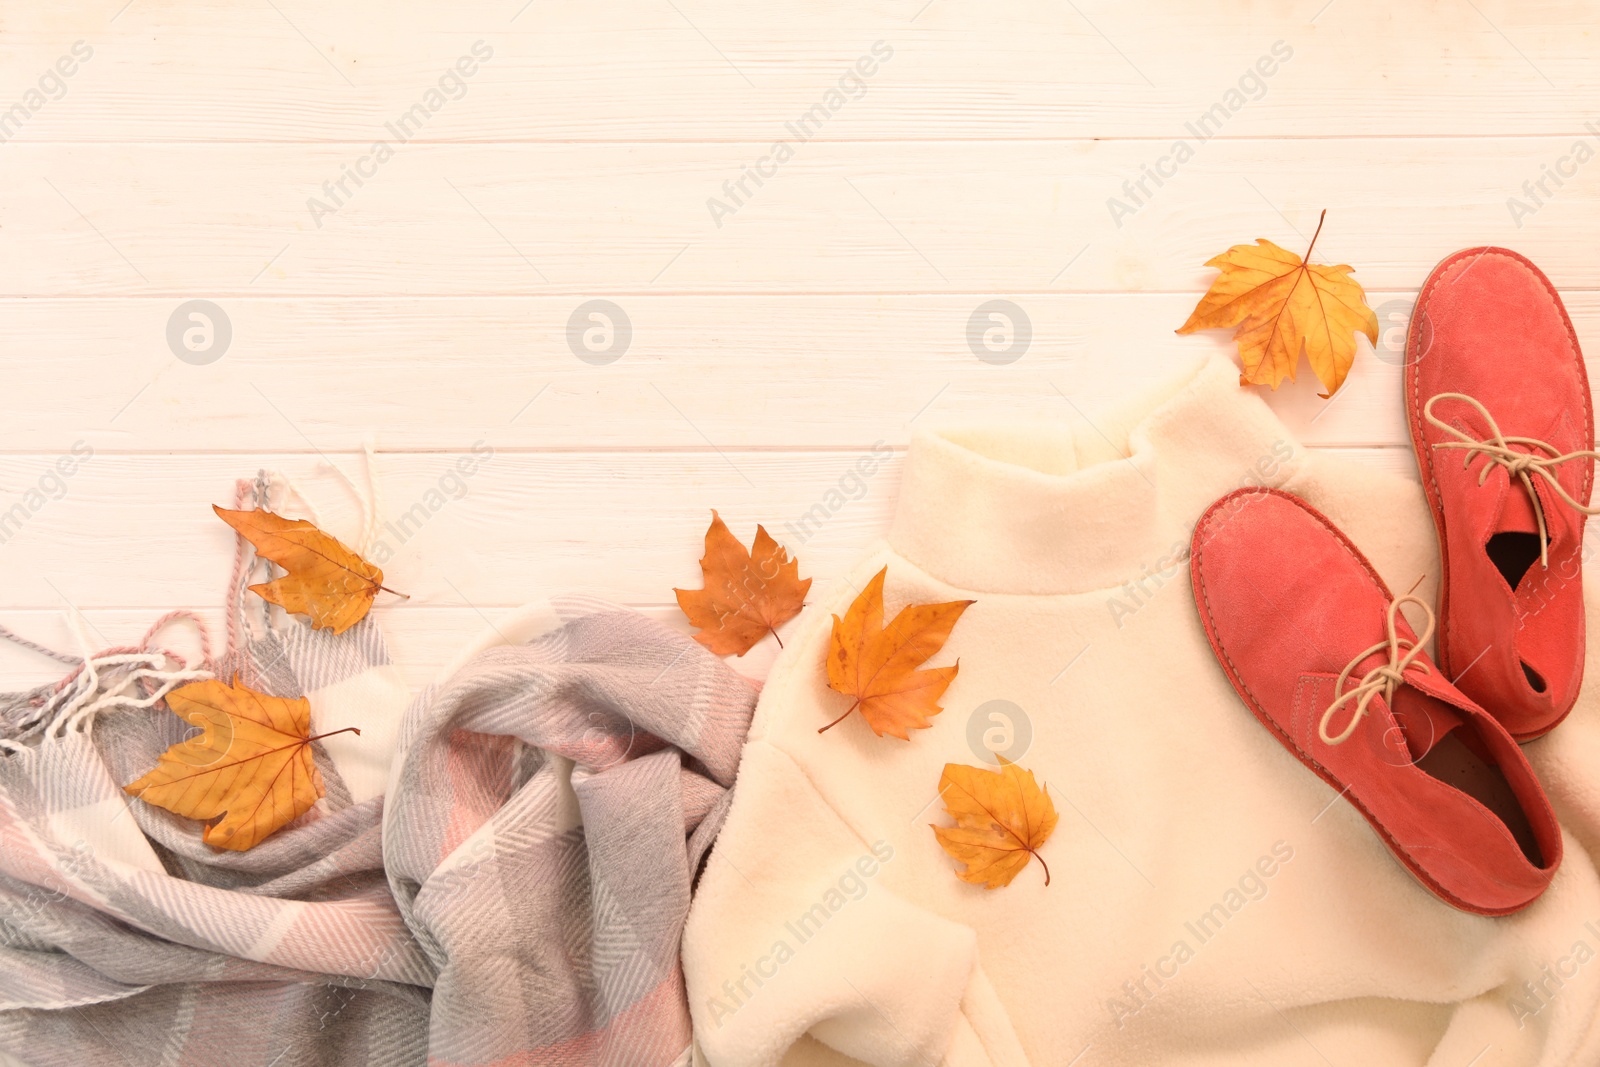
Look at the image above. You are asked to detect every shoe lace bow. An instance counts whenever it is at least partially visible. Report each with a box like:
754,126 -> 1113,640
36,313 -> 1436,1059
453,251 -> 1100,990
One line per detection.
1424,391 -> 1600,567
1321,595 -> 1434,746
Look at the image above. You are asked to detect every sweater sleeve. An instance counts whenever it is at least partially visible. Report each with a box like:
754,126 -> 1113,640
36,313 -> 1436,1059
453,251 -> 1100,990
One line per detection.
682,738 -> 986,1067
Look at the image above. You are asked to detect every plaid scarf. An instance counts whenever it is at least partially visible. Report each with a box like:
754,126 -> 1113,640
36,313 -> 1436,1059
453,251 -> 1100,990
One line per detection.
0,597 -> 755,1066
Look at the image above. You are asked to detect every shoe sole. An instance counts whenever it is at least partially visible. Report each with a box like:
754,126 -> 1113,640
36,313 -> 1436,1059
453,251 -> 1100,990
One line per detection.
1402,247 -> 1593,743
1191,486 -> 1534,916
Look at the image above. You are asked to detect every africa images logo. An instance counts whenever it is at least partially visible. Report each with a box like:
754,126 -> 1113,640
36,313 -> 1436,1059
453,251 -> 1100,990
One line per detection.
307,41 -> 495,228
705,41 -> 894,228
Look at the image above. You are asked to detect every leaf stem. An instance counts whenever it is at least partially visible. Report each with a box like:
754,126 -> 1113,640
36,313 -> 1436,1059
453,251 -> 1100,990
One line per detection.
818,699 -> 860,734
1033,848 -> 1051,887
130,726 -> 365,788
769,626 -> 785,649
1302,208 -> 1328,263
377,585 -> 410,600
307,726 -> 361,743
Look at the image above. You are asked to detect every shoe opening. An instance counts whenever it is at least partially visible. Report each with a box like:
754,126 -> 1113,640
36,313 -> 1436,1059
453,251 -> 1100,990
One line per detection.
1417,730 -> 1544,868
1522,660 -> 1548,693
1486,531 -> 1542,592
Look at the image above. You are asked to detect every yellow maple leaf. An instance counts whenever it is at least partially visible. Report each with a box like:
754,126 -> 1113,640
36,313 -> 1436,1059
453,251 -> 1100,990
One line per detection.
124,677 -> 358,851
1177,210 -> 1378,397
674,510 -> 811,656
215,506 -> 402,634
818,567 -> 973,740
932,758 -> 1058,889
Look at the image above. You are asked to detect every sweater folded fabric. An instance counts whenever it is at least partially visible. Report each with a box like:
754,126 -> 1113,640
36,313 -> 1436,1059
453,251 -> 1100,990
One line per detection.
682,353 -> 1600,1067
0,597 -> 757,1066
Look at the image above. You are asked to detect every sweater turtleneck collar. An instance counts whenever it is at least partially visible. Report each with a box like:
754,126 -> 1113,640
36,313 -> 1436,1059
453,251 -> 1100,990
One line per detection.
887,354 -> 1309,596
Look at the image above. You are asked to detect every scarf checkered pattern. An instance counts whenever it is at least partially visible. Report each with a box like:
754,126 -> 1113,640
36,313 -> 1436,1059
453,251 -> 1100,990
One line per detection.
0,598 -> 755,1066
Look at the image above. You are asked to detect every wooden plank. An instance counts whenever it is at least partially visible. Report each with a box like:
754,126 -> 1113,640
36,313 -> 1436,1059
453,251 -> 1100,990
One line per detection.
12,292 -> 1600,454
4,138 -> 1598,297
0,446 -> 1413,619
6,293 -> 1596,453
0,450 -> 904,613
0,606 -> 757,693
0,2 -> 1595,141
0,446 -> 1415,689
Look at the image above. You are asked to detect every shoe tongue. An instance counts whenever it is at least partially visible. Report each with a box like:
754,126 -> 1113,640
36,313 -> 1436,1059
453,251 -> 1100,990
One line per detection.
1389,685 -> 1468,761
1499,473 -> 1541,534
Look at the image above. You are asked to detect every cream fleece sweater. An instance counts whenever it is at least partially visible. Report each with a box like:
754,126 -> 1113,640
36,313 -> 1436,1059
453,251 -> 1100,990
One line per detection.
682,354 -> 1600,1067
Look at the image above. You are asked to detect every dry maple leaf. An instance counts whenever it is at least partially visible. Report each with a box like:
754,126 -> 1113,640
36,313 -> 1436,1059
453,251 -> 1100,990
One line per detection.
675,510 -> 812,656
932,758 -> 1058,889
124,676 -> 358,851
215,506 -> 403,634
1177,210 -> 1378,397
819,567 -> 973,739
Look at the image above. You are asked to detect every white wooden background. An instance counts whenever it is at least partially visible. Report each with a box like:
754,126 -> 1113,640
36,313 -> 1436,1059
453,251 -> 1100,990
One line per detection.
2,0 -> 1598,691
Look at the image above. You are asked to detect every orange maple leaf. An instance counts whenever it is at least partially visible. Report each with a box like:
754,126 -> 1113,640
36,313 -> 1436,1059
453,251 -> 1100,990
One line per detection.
819,567 -> 973,739
215,506 -> 402,634
932,758 -> 1058,888
1177,210 -> 1378,397
675,510 -> 812,656
124,677 -> 358,851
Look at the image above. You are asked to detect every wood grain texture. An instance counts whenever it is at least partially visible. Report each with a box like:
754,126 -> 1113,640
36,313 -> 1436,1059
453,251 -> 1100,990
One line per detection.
6,293 -> 1599,453
0,2 -> 1594,140
4,139 -> 1598,296
0,606 -> 767,694
0,439 -> 1417,691
1,1 -> 1593,690
0,447 -> 1411,613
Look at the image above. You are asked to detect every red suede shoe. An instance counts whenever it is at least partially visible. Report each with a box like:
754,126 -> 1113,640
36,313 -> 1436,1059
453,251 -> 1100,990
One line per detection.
1406,248 -> 1597,740
1192,488 -> 1562,916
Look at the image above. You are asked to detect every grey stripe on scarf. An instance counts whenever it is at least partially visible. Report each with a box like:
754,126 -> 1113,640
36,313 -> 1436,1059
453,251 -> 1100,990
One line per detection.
385,599 -> 757,1066
0,600 -> 756,1067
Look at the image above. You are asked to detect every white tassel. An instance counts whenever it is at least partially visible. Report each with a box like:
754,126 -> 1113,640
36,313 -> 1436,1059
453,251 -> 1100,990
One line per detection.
44,614 -> 212,740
